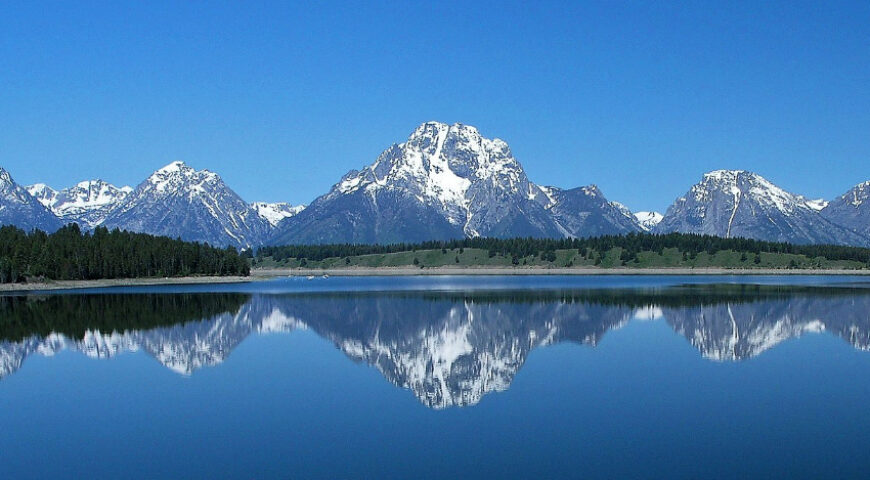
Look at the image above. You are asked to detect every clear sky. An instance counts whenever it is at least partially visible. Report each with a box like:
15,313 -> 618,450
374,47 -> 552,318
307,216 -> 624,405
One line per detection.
2,1 -> 868,213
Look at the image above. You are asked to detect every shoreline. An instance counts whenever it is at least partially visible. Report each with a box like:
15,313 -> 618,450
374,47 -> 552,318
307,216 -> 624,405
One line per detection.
3,266 -> 869,292
0,275 -> 254,293
253,266 -> 870,277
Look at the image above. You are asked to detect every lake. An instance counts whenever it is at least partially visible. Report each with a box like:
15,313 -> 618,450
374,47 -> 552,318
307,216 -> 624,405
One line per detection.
2,275 -> 870,479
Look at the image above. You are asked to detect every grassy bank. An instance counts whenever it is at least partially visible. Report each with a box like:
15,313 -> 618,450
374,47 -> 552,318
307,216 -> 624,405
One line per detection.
254,246 -> 868,271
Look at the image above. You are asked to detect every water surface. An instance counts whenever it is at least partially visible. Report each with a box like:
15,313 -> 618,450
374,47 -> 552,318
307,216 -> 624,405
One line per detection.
2,276 -> 870,478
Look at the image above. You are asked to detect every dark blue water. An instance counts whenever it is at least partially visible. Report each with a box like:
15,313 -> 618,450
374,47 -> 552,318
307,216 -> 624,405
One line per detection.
2,276 -> 870,479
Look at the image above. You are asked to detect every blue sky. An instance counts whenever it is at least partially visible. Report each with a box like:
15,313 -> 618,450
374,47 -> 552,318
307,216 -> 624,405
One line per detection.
1,1 -> 868,212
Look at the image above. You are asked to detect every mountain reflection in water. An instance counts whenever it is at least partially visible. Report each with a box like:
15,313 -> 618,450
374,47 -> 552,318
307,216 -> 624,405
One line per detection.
2,285 -> 869,409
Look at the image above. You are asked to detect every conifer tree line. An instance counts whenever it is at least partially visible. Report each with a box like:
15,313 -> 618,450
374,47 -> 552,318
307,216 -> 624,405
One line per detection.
257,232 -> 870,265
0,224 -> 250,283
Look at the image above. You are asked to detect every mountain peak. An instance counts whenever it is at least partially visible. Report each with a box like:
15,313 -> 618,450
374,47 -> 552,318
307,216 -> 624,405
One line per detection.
0,167 -> 63,232
144,161 -> 221,195
703,169 -> 748,179
657,170 -> 868,245
251,202 -> 306,227
103,162 -> 270,247
819,180 -> 870,238
26,179 -> 133,229
156,161 -> 191,174
270,122 -> 642,244
634,211 -> 664,231
0,167 -> 14,186
409,121 -> 480,138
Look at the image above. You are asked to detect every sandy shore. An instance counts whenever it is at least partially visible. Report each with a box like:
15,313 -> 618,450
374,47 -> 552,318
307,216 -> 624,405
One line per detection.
0,275 -> 255,292
253,267 -> 870,277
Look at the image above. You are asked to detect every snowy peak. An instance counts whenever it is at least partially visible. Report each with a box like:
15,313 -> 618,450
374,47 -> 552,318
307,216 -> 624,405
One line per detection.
694,170 -> 808,215
0,168 -> 17,190
251,202 -> 306,227
835,180 -> 870,209
157,160 -> 189,174
634,211 -> 663,231
144,161 -> 220,195
271,122 -> 639,244
26,183 -> 58,206
28,179 -> 133,228
102,161 -> 271,247
335,121 -> 524,214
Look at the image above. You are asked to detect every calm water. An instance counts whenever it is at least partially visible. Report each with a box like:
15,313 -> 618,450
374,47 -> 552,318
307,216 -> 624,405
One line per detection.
3,275 -> 870,479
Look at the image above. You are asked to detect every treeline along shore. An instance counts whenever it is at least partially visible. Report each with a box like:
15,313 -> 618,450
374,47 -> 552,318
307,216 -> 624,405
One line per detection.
254,233 -> 870,271
0,224 -> 249,284
4,228 -> 870,286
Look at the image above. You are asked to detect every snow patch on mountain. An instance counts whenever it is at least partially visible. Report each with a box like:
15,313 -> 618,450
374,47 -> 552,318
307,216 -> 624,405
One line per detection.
251,202 -> 306,227
803,198 -> 829,211
634,211 -> 663,231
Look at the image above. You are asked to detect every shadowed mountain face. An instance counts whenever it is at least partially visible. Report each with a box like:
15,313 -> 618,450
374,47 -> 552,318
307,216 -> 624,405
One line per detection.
3,286 -> 870,408
654,170 -> 870,246
0,168 -> 64,233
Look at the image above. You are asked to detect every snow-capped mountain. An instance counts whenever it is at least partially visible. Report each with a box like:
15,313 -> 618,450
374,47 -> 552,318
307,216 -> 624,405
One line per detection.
26,183 -> 58,206
269,122 -> 640,244
634,211 -> 663,231
251,202 -> 306,227
0,168 -> 63,232
27,180 -> 132,228
820,181 -> 870,238
101,161 -> 272,247
653,170 -> 870,246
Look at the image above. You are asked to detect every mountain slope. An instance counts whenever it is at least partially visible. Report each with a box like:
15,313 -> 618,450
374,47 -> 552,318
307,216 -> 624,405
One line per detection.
102,161 -> 271,247
820,181 -> 870,238
0,168 -> 63,232
27,180 -> 132,228
269,122 -> 639,244
654,170 -> 869,246
544,187 -> 641,237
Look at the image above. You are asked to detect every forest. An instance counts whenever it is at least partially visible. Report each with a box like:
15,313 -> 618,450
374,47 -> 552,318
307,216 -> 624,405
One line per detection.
256,232 -> 870,267
0,224 -> 250,283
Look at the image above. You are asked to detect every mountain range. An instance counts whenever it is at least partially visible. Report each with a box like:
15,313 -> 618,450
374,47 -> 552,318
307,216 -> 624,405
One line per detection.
2,121 -> 869,247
